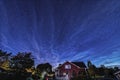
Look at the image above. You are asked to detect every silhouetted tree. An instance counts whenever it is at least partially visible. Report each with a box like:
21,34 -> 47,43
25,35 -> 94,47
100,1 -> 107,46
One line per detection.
97,66 -> 105,76
87,60 -> 92,68
87,61 -> 97,78
114,66 -> 119,72
37,63 -> 52,73
104,68 -> 115,78
36,63 -> 52,80
0,50 -> 11,66
10,52 -> 34,70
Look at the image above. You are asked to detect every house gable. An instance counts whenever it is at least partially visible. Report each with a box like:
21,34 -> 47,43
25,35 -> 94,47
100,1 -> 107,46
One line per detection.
58,61 -> 80,69
56,61 -> 87,79
58,61 -> 86,69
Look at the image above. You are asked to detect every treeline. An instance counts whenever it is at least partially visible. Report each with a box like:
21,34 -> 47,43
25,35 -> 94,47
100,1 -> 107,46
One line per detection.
0,49 -> 53,80
0,49 -> 119,80
0,50 -> 34,70
71,61 -> 119,80
87,60 -> 119,78
76,61 -> 119,80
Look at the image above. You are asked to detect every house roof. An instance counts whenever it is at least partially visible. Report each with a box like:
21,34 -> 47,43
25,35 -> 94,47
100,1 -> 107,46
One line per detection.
72,62 -> 86,68
114,70 -> 120,75
57,61 -> 86,69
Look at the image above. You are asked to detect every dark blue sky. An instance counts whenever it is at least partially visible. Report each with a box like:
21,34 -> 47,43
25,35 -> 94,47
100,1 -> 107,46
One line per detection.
0,0 -> 120,66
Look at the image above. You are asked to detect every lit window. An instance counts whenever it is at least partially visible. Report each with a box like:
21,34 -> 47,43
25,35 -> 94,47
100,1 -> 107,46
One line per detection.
65,65 -> 71,69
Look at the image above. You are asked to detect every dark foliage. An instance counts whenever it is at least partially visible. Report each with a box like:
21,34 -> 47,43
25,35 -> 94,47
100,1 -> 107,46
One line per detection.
36,63 -> 52,73
10,52 -> 34,69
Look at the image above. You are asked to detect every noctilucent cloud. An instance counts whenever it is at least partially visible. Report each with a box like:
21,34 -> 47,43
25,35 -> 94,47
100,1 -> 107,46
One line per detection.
0,0 -> 120,66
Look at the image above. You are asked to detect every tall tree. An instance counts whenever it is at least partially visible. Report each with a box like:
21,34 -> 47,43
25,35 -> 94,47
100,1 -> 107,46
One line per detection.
97,65 -> 105,76
36,63 -> 52,80
114,66 -> 119,72
87,60 -> 92,68
37,63 -> 52,73
0,50 -> 11,66
87,61 -> 97,78
10,52 -> 34,70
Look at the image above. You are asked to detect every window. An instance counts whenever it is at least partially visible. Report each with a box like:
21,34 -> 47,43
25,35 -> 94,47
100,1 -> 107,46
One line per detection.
65,64 -> 71,69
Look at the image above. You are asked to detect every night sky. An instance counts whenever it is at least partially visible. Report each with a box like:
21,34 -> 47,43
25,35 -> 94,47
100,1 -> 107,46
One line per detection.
0,0 -> 120,67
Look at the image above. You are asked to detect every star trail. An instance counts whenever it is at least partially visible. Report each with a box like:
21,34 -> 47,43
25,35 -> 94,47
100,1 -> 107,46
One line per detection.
0,0 -> 120,66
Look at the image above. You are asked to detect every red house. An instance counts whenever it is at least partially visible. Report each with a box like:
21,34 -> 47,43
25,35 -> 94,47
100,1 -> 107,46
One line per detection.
55,61 -> 87,79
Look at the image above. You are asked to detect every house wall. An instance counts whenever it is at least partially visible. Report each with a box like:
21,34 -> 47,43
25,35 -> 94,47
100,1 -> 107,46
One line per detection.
58,62 -> 86,79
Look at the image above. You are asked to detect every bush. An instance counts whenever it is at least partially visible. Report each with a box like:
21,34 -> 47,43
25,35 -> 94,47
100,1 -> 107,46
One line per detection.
71,76 -> 93,80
